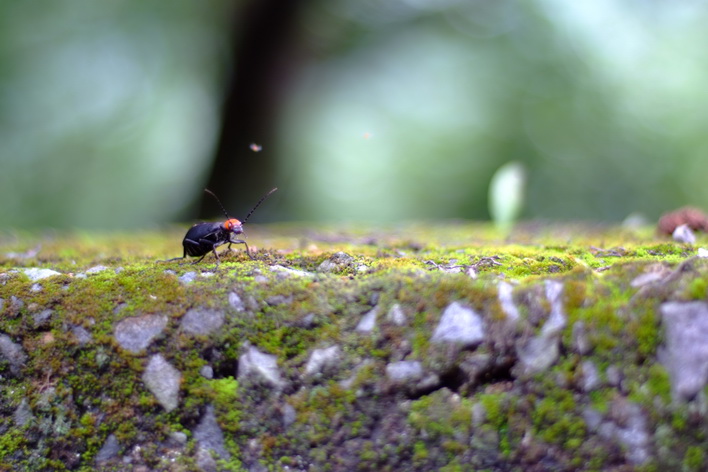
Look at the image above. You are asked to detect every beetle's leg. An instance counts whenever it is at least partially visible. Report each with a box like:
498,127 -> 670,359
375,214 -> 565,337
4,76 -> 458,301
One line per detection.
230,239 -> 253,259
193,254 -> 207,264
159,243 -> 192,263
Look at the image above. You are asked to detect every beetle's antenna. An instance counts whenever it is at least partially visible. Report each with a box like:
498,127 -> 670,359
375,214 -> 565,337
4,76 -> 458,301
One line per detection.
204,189 -> 231,220
242,187 -> 278,223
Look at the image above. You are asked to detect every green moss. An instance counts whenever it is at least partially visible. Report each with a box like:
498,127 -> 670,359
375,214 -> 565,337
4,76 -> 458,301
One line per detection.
645,364 -> 672,404
683,446 -> 705,471
687,278 -> 708,300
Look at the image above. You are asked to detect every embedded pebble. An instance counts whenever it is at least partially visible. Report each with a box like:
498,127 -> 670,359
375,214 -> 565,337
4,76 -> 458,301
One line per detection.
698,248 -> 708,258
194,405 -> 230,461
672,224 -> 695,244
238,345 -> 285,388
386,360 -> 424,382
22,268 -> 61,282
430,302 -> 485,348
386,304 -> 407,326
86,265 -> 108,274
580,360 -> 601,392
0,334 -> 28,375
659,301 -> 708,401
70,325 -> 93,346
270,265 -> 314,278
142,354 -> 181,412
14,398 -> 33,427
30,283 -> 42,292
497,281 -> 520,322
228,292 -> 246,312
516,281 -> 566,374
601,398 -> 651,465
630,271 -> 667,288
572,321 -> 591,355
516,334 -> 559,375
179,272 -> 198,284
542,280 -> 565,336
281,403 -> 297,427
114,315 -> 168,353
181,308 -> 224,336
95,434 -> 121,463
355,306 -> 378,333
304,346 -> 341,376
266,294 -> 294,306
317,252 -> 354,273
200,365 -> 214,379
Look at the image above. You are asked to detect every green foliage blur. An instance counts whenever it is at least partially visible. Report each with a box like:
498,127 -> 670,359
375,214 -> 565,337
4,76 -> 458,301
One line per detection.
2,0 -> 708,229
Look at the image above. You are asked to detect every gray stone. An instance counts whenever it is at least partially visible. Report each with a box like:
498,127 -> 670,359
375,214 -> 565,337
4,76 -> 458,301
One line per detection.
430,302 -> 485,348
600,398 -> 651,465
572,321 -> 591,355
14,398 -> 33,427
194,405 -> 230,460
179,271 -> 197,284
281,403 -> 297,427
580,360 -> 601,392
10,296 -> 24,312
630,271 -> 667,288
200,365 -> 214,379
0,334 -> 28,375
22,268 -> 61,281
516,334 -> 559,374
168,431 -> 188,446
30,283 -> 42,292
270,265 -> 314,278
497,281 -> 520,322
355,307 -> 378,333
672,224 -> 695,244
238,345 -> 284,388
33,309 -> 54,328
228,292 -> 246,312
317,252 -> 354,273
265,294 -> 294,306
86,265 -> 108,274
95,434 -> 120,463
181,308 -> 224,336
516,281 -> 566,374
114,315 -> 168,353
195,447 -> 218,472
659,301 -> 708,401
386,360 -> 424,382
386,304 -> 407,326
70,325 -> 93,346
304,346 -> 341,376
541,280 -> 565,336
142,354 -> 181,412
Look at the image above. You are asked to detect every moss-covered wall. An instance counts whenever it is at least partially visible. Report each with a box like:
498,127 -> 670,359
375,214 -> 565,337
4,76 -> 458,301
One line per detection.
1,222 -> 707,471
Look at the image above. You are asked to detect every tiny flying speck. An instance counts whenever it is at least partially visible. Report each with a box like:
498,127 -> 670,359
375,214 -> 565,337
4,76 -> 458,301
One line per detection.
362,132 -> 373,139
250,143 -> 262,152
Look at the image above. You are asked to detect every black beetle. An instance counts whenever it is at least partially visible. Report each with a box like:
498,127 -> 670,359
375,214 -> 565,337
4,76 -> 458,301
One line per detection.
164,187 -> 277,264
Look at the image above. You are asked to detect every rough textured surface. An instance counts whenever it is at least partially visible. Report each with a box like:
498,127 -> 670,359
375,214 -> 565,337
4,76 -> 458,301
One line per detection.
2,222 -> 708,471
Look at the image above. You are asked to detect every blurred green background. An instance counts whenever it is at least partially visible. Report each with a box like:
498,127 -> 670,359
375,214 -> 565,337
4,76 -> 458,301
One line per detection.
2,0 -> 707,230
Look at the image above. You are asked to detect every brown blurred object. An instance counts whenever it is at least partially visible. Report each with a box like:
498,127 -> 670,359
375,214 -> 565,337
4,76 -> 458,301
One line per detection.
657,207 -> 708,235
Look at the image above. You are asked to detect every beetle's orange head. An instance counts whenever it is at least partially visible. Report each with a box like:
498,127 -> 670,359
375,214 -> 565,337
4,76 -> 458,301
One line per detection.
224,218 -> 243,233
